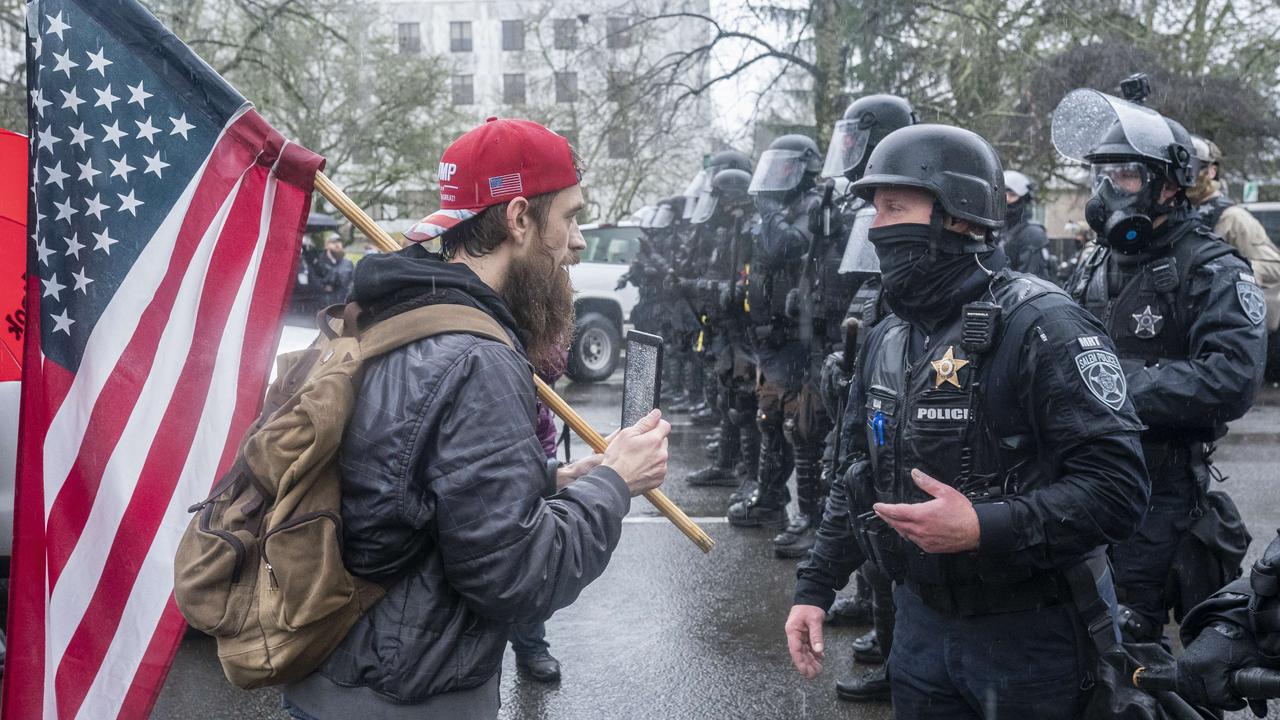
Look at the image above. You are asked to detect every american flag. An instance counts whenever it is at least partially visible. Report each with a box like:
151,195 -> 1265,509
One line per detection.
5,1 -> 323,718
488,172 -> 523,197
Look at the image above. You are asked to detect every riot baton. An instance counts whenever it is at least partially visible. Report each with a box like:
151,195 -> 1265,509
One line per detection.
313,172 -> 714,553
1131,663 -> 1280,699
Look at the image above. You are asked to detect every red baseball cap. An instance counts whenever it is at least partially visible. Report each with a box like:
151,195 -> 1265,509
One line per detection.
406,117 -> 580,242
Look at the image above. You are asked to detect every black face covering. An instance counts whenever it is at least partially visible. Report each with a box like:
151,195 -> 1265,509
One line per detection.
869,223 -> 992,324
1005,197 -> 1027,227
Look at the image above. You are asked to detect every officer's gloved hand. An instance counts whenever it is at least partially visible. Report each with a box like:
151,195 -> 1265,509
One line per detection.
1176,621 -> 1263,712
615,275 -> 629,291
785,287 -> 800,318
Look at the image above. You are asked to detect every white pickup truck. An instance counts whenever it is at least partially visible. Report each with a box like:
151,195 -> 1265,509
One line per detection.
564,222 -> 641,382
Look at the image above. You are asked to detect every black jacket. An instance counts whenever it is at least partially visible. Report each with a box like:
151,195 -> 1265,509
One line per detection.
795,255 -> 1149,610
311,246 -> 631,701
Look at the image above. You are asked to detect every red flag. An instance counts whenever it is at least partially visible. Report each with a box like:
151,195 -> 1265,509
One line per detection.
0,128 -> 26,381
5,1 -> 322,717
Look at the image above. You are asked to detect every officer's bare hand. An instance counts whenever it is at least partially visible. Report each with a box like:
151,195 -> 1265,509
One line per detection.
785,605 -> 825,678
556,454 -> 604,490
873,469 -> 980,553
602,409 -> 670,496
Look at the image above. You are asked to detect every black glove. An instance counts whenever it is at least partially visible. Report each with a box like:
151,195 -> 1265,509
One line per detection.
1177,621 -> 1262,712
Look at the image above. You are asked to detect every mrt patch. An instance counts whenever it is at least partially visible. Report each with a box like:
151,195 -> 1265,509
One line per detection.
1075,349 -> 1127,410
1237,275 -> 1266,326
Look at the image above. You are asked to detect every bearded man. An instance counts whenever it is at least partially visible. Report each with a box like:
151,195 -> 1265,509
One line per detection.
280,118 -> 672,720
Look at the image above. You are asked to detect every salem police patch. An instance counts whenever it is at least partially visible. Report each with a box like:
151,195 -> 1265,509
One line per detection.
1236,277 -> 1266,326
1075,349 -> 1127,410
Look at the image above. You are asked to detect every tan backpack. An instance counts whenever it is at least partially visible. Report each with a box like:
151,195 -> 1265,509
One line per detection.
174,303 -> 512,689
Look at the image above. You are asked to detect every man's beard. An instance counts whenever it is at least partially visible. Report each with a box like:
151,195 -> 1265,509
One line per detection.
501,243 -> 576,375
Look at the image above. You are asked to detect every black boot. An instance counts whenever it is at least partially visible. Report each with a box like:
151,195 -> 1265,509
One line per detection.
727,428 -> 790,528
773,445 -> 822,557
686,465 -> 738,486
516,651 -> 562,683
826,595 -> 873,626
835,665 -> 890,702
851,628 -> 884,664
728,411 -> 760,504
689,404 -> 717,425
772,516 -> 816,558
689,418 -> 740,486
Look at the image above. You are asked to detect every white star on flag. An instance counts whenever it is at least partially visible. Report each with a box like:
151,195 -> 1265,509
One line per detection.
52,48 -> 78,77
30,32 -> 42,58
69,123 -> 92,150
92,227 -> 117,254
143,151 -> 169,178
42,273 -> 66,301
100,119 -> 126,146
135,116 -> 160,143
54,196 -> 78,222
45,11 -> 71,41
127,81 -> 152,108
72,266 -> 93,293
50,308 -> 75,335
64,232 -> 85,259
36,237 -> 54,265
169,113 -> 194,139
108,155 -> 135,181
85,47 -> 112,75
83,194 -> 108,220
116,188 -> 144,215
42,160 -> 69,189
77,158 -> 100,184
37,125 -> 60,153
59,86 -> 85,113
93,84 -> 119,112
31,87 -> 52,117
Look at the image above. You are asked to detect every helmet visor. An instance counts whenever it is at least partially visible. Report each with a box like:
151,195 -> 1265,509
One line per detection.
838,205 -> 880,274
652,205 -> 676,228
1051,89 -> 1176,165
749,149 -> 807,194
682,170 -> 711,219
1092,161 -> 1153,197
691,193 -> 718,224
636,206 -> 656,228
823,119 -> 872,179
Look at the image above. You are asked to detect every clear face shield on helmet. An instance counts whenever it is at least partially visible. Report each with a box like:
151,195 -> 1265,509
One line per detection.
822,119 -> 872,179
651,204 -> 676,228
681,170 -> 711,220
748,149 -> 807,194
1051,89 -> 1177,166
690,192 -> 718,225
635,205 -> 657,228
838,204 -> 880,274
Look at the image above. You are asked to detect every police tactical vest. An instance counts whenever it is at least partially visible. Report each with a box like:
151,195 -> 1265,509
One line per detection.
1072,222 -> 1237,369
746,195 -> 817,339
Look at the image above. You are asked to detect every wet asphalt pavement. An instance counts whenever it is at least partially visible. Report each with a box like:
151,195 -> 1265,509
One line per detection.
154,375 -> 1280,720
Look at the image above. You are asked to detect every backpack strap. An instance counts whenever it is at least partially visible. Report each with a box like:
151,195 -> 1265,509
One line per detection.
355,303 -> 515,359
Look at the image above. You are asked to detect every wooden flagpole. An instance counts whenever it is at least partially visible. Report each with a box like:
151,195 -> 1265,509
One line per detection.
312,172 -> 714,553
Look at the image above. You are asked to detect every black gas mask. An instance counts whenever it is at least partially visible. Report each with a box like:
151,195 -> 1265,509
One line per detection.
1085,161 -> 1177,254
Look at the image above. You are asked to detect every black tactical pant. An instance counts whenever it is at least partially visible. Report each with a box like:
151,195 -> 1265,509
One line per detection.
755,369 -> 830,518
1109,440 -> 1203,638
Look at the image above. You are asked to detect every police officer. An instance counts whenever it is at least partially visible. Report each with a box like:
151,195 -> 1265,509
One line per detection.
651,195 -> 703,408
1055,89 -> 1268,641
684,164 -> 763,491
999,170 -> 1053,280
1176,528 -> 1279,716
621,205 -> 665,336
820,93 -> 918,702
786,123 -> 1151,718
731,134 -> 831,541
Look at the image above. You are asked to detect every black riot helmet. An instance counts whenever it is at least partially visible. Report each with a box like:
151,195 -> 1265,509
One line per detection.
691,168 -> 752,224
650,195 -> 686,229
851,124 -> 1006,230
1052,89 -> 1196,253
749,134 -> 822,201
683,150 -> 754,219
823,94 -> 918,182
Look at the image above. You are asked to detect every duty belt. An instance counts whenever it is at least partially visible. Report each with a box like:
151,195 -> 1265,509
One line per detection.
905,571 -> 1067,617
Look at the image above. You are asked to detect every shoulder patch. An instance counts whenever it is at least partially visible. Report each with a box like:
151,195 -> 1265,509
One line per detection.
1075,349 -> 1127,410
1237,280 -> 1266,326
1077,335 -> 1102,349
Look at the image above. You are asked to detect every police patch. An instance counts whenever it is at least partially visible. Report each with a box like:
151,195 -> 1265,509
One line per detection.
1075,349 -> 1127,410
1237,280 -> 1266,326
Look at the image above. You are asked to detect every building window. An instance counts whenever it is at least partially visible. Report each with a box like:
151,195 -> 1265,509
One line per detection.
397,22 -> 421,54
607,71 -> 630,103
501,20 -> 525,51
452,74 -> 474,106
607,128 -> 632,159
555,72 -> 578,103
503,73 -> 526,105
553,18 -> 577,50
450,21 -> 472,52
606,17 -> 631,49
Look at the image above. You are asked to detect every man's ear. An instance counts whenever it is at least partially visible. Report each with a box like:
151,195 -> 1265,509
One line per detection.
505,197 -> 534,251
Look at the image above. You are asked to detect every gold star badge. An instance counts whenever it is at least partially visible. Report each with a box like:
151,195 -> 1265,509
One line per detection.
931,346 -> 969,388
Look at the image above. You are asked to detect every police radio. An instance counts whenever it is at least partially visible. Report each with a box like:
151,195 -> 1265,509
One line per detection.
960,302 -> 1001,355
